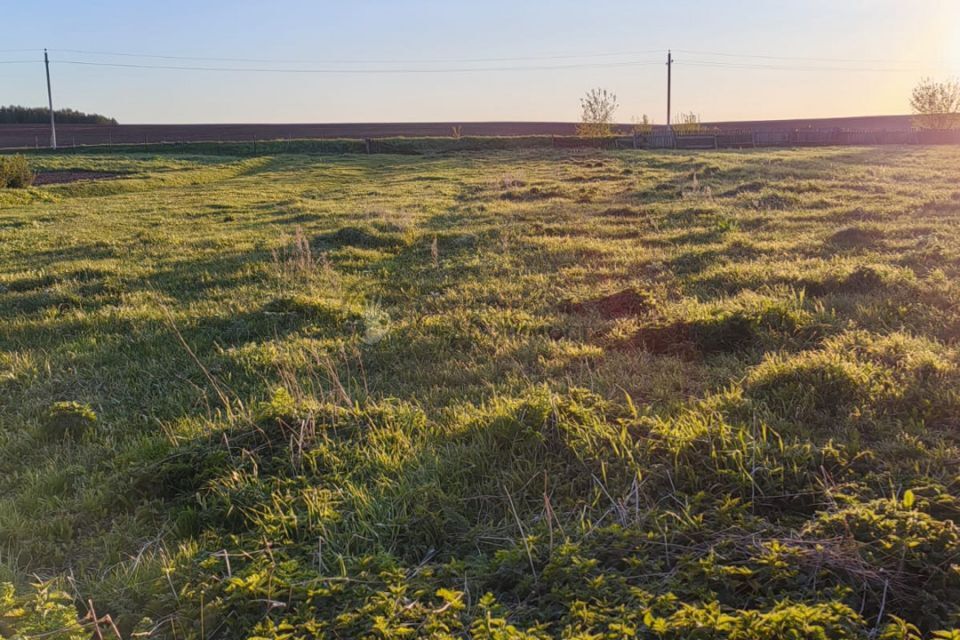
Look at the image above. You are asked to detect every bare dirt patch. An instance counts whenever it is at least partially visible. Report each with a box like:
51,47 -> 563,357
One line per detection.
562,288 -> 655,319
33,171 -> 126,186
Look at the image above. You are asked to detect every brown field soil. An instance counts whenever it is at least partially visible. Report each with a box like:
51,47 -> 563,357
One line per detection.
32,170 -> 126,185
0,115 -> 914,149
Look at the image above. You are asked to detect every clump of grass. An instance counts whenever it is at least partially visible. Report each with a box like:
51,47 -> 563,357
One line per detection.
40,401 -> 96,441
746,350 -> 877,428
271,225 -> 316,280
625,295 -> 814,357
746,330 -> 959,434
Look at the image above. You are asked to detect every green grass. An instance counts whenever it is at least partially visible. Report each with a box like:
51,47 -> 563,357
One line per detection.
1,146 -> 960,638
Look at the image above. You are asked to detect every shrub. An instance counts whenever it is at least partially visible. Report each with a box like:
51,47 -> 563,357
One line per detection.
40,401 -> 97,441
0,154 -> 34,188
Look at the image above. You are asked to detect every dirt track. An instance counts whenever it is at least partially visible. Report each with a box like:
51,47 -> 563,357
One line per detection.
0,115 -> 914,150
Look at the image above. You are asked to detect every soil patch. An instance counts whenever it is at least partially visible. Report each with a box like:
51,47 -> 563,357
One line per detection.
501,186 -> 566,202
33,170 -> 126,185
562,288 -> 655,319
623,314 -> 761,358
827,226 -> 884,248
599,206 -> 646,218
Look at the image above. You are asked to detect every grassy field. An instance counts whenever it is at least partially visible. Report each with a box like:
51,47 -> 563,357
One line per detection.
1,146 -> 959,638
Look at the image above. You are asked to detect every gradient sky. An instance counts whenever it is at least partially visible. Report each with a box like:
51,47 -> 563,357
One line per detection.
3,0 -> 959,124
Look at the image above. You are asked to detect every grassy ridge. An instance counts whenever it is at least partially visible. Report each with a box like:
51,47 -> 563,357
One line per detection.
1,148 -> 959,638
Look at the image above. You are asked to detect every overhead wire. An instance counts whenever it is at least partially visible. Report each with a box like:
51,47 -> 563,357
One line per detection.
51,47 -> 667,65
673,48 -> 926,64
675,59 -> 928,73
52,58 -> 666,74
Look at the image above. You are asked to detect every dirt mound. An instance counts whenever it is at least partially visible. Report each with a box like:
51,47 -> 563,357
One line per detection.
599,206 -> 646,218
320,226 -> 404,249
753,193 -> 799,210
625,314 -> 761,358
827,226 -> 884,248
806,266 -> 888,296
501,186 -> 566,201
626,323 -> 697,358
721,181 -> 765,197
562,288 -> 655,319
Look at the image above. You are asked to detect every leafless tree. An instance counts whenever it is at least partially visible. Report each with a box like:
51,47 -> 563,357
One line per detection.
577,88 -> 618,136
911,78 -> 960,129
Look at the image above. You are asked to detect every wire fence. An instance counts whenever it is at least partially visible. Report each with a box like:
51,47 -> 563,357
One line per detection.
3,126 -> 960,154
633,128 -> 960,149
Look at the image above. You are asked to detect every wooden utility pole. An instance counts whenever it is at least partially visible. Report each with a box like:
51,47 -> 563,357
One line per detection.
666,50 -> 673,128
44,49 -> 57,149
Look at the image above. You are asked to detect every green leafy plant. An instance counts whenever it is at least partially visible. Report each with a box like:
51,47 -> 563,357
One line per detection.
0,582 -> 84,640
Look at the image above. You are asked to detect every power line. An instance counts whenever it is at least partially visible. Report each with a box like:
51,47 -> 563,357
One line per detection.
53,58 -> 665,74
676,59 -> 937,73
52,47 -> 667,65
0,60 -> 39,64
51,46 -> 954,68
673,48 -> 928,65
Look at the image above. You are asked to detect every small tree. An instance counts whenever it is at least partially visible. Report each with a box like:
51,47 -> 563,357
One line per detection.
631,114 -> 654,135
672,112 -> 702,135
577,88 -> 618,137
910,78 -> 960,130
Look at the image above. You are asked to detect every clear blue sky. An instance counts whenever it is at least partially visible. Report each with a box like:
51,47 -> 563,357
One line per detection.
3,0 -> 959,124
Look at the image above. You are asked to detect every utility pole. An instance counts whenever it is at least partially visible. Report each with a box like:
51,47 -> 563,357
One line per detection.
666,50 -> 673,128
44,48 -> 57,149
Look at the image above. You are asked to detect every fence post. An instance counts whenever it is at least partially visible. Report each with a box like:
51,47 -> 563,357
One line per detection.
364,138 -> 372,154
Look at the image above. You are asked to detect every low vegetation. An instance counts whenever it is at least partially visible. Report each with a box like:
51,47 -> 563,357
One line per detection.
1,146 -> 959,638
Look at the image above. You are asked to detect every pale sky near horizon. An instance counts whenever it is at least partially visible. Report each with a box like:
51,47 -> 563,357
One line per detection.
2,1 -> 959,124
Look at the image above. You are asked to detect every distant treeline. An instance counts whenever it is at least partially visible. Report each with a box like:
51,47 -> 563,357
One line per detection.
0,105 -> 117,125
